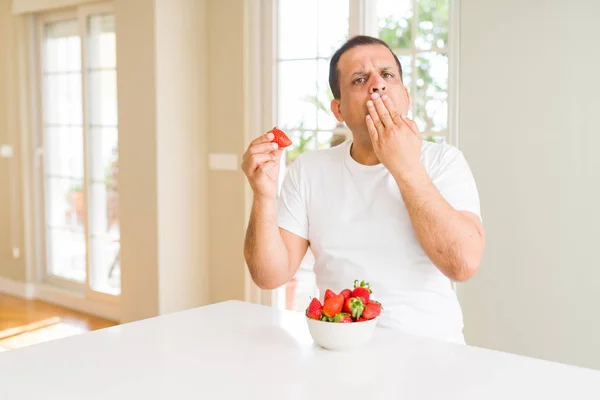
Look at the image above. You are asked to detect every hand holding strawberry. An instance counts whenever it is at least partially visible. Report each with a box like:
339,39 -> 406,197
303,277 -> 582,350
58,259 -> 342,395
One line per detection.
241,127 -> 291,200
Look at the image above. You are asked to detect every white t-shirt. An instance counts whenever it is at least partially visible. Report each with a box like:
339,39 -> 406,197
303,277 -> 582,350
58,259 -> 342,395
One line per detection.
277,139 -> 481,344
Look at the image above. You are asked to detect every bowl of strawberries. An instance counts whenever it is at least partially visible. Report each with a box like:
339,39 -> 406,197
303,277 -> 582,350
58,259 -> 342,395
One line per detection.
305,279 -> 382,351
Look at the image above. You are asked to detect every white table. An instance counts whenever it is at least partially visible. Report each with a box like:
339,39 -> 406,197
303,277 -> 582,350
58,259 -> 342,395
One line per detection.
1,300 -> 599,399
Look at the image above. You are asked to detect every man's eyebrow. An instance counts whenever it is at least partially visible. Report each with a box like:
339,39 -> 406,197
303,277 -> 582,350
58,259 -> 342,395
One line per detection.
351,70 -> 366,78
350,65 -> 395,78
378,65 -> 395,72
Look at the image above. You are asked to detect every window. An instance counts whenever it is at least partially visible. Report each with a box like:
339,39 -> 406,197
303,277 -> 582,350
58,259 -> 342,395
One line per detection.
375,0 -> 450,142
276,0 -> 351,168
274,0 -> 351,311
276,0 -> 452,167
271,0 -> 453,311
37,3 -> 120,297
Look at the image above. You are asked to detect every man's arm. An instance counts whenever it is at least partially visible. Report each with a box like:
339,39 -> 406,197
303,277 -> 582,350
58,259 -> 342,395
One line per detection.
392,166 -> 485,281
244,196 -> 309,290
365,92 -> 485,281
241,131 -> 309,290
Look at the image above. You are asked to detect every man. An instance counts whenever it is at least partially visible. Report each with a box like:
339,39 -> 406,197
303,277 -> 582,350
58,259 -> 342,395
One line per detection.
241,35 -> 485,344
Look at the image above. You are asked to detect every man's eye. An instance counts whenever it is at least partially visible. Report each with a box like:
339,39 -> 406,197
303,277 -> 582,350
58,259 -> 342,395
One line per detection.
353,77 -> 366,84
383,72 -> 393,78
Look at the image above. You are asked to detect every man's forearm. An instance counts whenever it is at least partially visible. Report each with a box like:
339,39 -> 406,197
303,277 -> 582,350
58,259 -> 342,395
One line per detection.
392,165 -> 485,281
244,196 -> 290,289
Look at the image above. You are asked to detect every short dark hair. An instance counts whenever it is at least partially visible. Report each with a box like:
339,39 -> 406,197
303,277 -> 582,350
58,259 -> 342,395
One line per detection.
328,35 -> 403,99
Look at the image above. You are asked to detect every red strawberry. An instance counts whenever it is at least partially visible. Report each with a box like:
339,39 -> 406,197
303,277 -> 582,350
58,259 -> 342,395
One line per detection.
357,317 -> 368,322
340,288 -> 352,301
351,280 -> 372,304
324,289 -> 336,302
342,297 -> 365,320
321,312 -> 352,323
268,127 -> 292,149
362,301 -> 382,320
332,313 -> 353,323
306,298 -> 323,320
322,294 -> 344,317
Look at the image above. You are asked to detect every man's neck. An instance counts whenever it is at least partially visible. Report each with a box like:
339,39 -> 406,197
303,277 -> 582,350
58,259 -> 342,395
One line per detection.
350,139 -> 381,166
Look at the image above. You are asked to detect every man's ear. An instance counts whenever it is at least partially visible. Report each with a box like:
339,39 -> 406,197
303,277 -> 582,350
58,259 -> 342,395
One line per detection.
330,99 -> 344,122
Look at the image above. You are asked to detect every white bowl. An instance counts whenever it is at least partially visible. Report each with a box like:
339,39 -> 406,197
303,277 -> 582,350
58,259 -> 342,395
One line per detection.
306,316 -> 378,351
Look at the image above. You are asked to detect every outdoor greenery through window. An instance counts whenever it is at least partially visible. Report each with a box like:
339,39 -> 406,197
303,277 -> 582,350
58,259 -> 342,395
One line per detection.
377,0 -> 449,143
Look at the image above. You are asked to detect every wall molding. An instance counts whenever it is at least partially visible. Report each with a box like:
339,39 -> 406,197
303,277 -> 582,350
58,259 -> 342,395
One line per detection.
0,276 -> 36,298
12,0 -> 99,14
35,284 -> 120,322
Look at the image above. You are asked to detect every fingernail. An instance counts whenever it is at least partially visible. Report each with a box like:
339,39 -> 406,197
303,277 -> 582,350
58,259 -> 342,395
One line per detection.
267,133 -> 274,139
367,100 -> 373,107
272,142 -> 278,149
401,114 -> 407,119
371,93 -> 379,99
381,95 -> 388,100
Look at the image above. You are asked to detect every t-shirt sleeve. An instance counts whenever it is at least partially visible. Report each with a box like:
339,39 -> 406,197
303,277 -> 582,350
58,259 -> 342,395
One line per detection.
276,159 -> 309,240
431,145 -> 482,220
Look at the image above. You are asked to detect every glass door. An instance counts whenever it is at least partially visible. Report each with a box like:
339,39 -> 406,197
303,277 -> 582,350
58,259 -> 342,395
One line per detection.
38,3 -> 120,300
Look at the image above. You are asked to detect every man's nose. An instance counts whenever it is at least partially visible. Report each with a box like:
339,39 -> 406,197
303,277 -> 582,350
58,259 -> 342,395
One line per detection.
370,76 -> 387,94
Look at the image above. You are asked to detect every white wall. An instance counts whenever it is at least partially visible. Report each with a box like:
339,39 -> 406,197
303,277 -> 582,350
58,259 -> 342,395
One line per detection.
0,0 -> 26,283
154,0 -> 209,316
115,0 -> 210,322
457,0 -> 600,370
206,0 -> 249,304
114,0 -> 160,322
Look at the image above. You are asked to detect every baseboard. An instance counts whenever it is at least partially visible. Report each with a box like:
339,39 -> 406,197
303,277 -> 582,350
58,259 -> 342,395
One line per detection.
0,277 -> 119,322
35,284 -> 120,322
0,276 -> 37,299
